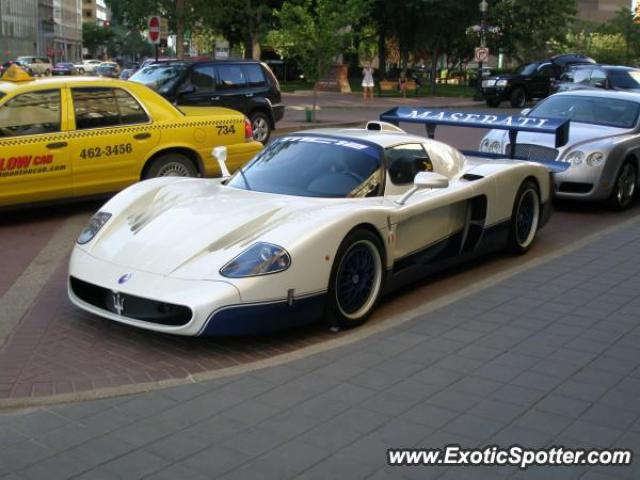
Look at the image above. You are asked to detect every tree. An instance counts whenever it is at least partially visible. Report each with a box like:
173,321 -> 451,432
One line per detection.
82,23 -> 114,58
600,7 -> 640,64
269,0 -> 366,121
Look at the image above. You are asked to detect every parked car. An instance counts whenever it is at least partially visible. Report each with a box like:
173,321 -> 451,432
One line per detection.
129,59 -> 285,143
481,90 -> 640,209
0,72 -> 262,209
51,62 -> 77,76
68,116 -> 552,335
15,56 -> 52,76
75,59 -> 102,75
552,64 -> 640,94
0,61 -> 32,76
481,53 -> 595,108
96,62 -> 120,78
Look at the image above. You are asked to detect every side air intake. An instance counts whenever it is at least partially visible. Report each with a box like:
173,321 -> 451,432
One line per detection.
365,121 -> 406,133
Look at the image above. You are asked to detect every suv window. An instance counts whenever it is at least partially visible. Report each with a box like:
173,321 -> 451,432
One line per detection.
217,64 -> 246,90
537,64 -> 553,77
386,144 -> 433,185
242,64 -> 266,88
190,65 -> 215,92
72,87 -> 148,130
0,89 -> 61,137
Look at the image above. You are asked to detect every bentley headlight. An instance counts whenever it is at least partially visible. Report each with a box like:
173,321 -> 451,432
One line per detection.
77,212 -> 112,245
220,242 -> 291,278
586,152 -> 604,167
496,79 -> 508,87
565,150 -> 585,166
490,141 -> 502,154
480,138 -> 491,152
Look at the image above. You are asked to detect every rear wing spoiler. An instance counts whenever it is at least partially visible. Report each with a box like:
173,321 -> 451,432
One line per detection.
379,107 -> 570,172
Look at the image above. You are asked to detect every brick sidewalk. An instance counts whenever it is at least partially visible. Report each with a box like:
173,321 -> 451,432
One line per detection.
1,217 -> 639,478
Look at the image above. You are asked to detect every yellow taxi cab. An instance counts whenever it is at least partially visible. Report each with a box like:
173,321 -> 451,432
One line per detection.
0,65 -> 263,208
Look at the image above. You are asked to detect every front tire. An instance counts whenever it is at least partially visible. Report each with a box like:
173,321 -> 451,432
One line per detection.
486,99 -> 500,108
326,229 -> 384,329
510,87 -> 526,108
608,160 -> 637,210
507,180 -> 540,254
250,112 -> 271,143
144,153 -> 197,179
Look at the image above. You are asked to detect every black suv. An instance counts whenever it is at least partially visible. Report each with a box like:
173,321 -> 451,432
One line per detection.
130,59 -> 284,143
552,64 -> 640,94
481,53 -> 595,108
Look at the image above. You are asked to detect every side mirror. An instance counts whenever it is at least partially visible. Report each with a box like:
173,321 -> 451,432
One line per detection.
212,146 -> 230,178
396,172 -> 449,205
520,107 -> 531,116
593,80 -> 607,89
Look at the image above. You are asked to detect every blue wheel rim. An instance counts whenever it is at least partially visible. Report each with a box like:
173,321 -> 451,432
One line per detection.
336,243 -> 377,316
516,190 -> 535,245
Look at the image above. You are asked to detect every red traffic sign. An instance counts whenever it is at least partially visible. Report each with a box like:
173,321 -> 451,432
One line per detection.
474,47 -> 490,63
148,16 -> 161,44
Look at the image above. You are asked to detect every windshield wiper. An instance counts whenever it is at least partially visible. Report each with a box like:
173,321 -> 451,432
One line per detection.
238,168 -> 252,191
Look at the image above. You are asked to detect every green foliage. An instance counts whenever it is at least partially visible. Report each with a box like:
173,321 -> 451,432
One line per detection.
488,0 -> 576,62
269,0 -> 366,83
82,23 -> 114,56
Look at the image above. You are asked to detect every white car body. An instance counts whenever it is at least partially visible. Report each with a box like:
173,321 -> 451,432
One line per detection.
68,120 -> 553,336
75,59 -> 102,74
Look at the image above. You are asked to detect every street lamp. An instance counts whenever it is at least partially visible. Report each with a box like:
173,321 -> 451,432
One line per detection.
476,0 -> 489,99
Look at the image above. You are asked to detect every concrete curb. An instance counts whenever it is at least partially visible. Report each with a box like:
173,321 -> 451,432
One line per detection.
2,213 -> 639,411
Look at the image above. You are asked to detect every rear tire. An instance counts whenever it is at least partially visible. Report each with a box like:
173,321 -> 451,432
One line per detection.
250,112 -> 271,143
506,180 -> 540,254
326,229 -> 384,329
144,153 -> 197,179
78,67 -> 85,75
510,87 -> 526,108
607,160 -> 637,210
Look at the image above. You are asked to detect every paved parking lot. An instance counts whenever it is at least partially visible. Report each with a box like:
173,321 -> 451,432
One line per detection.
1,212 -> 638,479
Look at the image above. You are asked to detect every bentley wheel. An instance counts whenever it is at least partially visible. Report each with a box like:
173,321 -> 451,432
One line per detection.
145,153 -> 197,179
327,229 -> 384,328
608,161 -> 637,210
510,88 -> 526,108
507,180 -> 540,254
250,112 -> 271,144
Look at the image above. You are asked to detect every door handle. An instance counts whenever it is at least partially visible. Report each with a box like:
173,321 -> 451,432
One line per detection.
133,132 -> 151,140
210,96 -> 220,101
46,141 -> 67,149
245,93 -> 254,97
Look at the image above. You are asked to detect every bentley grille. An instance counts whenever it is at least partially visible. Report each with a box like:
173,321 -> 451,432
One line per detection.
508,144 -> 559,162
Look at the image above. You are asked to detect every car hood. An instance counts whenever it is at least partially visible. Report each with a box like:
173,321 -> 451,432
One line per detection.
490,121 -> 631,153
84,180 -> 354,277
485,73 -> 517,81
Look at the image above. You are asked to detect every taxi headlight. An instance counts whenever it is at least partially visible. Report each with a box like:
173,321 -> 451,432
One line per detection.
480,138 -> 491,152
496,79 -> 509,87
220,242 -> 291,278
565,150 -> 585,166
490,141 -> 502,154
77,212 -> 112,244
586,152 -> 604,167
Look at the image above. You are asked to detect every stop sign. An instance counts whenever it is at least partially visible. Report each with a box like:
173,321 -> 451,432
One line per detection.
148,16 -> 161,44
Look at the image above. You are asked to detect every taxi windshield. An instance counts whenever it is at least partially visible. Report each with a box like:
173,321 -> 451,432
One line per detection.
227,136 -> 383,198
129,63 -> 188,95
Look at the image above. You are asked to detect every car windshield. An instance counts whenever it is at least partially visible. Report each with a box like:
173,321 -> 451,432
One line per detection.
530,95 -> 640,128
129,63 -> 188,95
0,91 -> 5,100
515,63 -> 538,75
609,70 -> 640,89
227,135 -> 383,198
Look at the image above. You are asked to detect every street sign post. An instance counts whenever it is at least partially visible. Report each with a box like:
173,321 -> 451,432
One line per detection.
474,47 -> 489,63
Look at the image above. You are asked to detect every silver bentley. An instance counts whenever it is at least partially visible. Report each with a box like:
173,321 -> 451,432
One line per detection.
480,90 -> 640,209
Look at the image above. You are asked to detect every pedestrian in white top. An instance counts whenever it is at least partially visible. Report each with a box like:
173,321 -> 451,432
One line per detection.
362,64 -> 375,102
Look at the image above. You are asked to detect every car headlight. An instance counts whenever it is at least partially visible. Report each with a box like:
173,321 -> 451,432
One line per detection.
496,79 -> 508,87
77,211 -> 112,244
480,138 -> 491,152
481,79 -> 495,88
490,141 -> 502,153
586,152 -> 604,167
220,242 -> 291,278
565,150 -> 585,166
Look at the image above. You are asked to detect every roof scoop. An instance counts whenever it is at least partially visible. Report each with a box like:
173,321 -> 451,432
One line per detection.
365,121 -> 405,133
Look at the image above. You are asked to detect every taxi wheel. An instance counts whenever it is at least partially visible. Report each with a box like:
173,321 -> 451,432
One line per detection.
250,112 -> 271,144
145,153 -> 198,179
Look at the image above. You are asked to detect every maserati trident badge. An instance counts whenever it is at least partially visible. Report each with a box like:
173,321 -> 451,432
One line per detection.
112,291 -> 125,316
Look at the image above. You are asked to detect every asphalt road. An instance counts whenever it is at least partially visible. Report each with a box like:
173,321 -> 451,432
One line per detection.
1,104 -> 639,403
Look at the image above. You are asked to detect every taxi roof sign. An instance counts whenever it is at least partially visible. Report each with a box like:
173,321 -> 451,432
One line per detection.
1,64 -> 34,82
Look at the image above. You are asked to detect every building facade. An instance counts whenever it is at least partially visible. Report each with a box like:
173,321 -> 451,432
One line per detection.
576,0 -> 632,23
0,0 -> 81,62
81,0 -> 109,26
